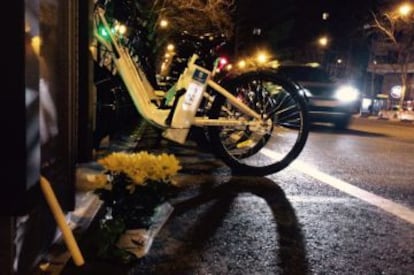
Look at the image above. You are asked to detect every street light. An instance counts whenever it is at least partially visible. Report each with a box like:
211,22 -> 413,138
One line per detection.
390,2 -> 414,108
166,43 -> 175,51
115,24 -> 127,35
159,19 -> 169,28
398,2 -> 412,17
237,60 -> 246,69
317,36 -> 329,70
256,51 -> 269,65
318,36 -> 329,48
390,2 -> 413,20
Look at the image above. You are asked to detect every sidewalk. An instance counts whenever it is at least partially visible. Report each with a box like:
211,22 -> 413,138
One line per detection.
353,113 -> 414,126
39,120 -> 231,274
353,114 -> 414,124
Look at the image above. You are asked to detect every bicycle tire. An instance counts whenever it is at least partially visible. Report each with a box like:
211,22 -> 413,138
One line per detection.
207,70 -> 309,176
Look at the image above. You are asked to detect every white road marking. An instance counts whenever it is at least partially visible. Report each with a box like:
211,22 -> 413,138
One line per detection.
287,196 -> 358,204
262,149 -> 414,225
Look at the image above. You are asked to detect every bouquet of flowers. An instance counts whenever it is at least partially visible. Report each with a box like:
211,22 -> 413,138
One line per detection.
78,151 -> 182,260
94,151 -> 181,227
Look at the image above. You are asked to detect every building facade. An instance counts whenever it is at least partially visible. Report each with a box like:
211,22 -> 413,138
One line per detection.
367,40 -> 414,110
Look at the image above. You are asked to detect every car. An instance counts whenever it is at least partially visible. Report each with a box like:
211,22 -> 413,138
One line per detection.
274,64 -> 361,129
378,106 -> 414,122
400,109 -> 414,122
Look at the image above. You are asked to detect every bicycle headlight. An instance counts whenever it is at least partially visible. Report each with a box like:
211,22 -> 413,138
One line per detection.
334,85 -> 359,102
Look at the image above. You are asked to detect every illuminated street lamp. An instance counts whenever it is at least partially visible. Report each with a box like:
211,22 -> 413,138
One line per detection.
256,51 -> 269,65
397,2 -> 412,17
237,60 -> 246,69
318,36 -> 329,48
113,22 -> 127,35
159,19 -> 169,28
390,2 -> 413,20
317,36 -> 329,70
166,43 -> 175,51
117,24 -> 127,35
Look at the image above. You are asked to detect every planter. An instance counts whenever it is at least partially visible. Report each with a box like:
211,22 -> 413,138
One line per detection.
115,202 -> 173,258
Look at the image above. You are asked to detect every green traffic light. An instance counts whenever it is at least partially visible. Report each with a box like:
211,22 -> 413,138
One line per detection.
100,27 -> 108,37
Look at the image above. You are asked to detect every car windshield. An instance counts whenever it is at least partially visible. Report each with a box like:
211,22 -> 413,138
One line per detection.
277,66 -> 333,82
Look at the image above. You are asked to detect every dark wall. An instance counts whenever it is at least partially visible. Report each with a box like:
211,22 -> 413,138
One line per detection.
0,0 -> 87,273
1,0 -> 26,216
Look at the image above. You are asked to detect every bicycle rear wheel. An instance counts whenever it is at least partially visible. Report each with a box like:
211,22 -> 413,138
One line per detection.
207,70 -> 309,176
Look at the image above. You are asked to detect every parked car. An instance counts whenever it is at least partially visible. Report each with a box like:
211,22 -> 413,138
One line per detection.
378,106 -> 414,122
274,64 -> 361,129
400,109 -> 414,122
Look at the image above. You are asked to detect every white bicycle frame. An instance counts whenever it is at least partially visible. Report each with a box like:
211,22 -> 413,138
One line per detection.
92,7 -> 264,144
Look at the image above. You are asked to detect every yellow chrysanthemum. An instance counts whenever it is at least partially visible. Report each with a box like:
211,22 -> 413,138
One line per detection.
97,151 -> 181,190
98,151 -> 130,173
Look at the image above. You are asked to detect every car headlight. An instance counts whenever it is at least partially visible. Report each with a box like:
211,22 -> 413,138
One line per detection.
335,85 -> 359,102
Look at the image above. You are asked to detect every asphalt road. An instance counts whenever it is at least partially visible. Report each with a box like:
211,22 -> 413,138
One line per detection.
63,117 -> 414,275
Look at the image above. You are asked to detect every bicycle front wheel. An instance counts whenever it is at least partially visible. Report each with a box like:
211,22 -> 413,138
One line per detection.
207,70 -> 309,176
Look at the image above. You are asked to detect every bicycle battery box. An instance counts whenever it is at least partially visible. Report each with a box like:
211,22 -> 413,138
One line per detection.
163,65 -> 210,143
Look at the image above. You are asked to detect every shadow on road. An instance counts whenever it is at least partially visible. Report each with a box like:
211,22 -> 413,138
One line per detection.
130,176 -> 310,275
61,176 -> 310,275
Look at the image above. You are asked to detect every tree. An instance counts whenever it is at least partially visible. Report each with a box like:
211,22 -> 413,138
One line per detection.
369,2 -> 414,107
105,0 -> 235,83
146,0 -> 236,78
152,0 -> 235,38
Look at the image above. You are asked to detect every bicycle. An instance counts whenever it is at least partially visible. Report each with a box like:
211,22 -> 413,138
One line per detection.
91,5 -> 310,176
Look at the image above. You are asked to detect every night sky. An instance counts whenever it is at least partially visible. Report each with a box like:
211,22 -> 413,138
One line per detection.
239,0 -> 384,48
235,0 -> 391,70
